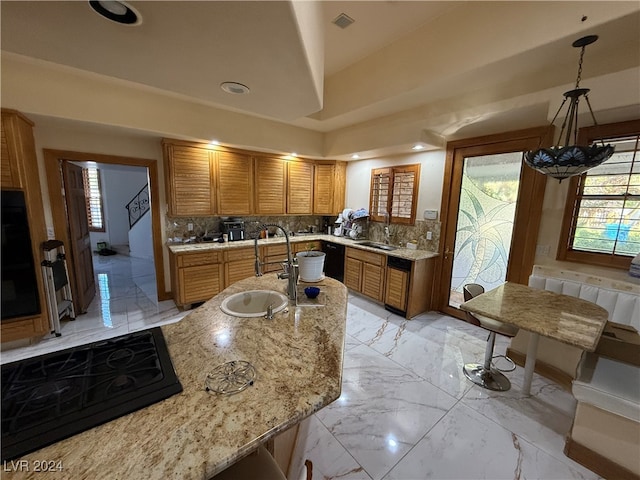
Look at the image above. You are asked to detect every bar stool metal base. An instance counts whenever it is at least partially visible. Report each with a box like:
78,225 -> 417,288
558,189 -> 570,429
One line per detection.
463,363 -> 511,391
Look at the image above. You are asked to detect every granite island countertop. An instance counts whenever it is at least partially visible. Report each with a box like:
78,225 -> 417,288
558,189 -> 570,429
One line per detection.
168,233 -> 439,261
2,274 -> 347,480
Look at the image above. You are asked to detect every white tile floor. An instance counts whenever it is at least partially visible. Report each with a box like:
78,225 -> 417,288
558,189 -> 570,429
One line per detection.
0,258 -> 598,479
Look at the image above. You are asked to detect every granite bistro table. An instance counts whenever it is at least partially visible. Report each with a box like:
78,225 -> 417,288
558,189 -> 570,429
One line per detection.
2,274 -> 348,480
460,281 -> 609,395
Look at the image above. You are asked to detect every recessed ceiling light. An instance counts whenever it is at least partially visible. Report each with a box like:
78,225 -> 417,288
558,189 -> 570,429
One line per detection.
412,144 -> 425,150
351,154 -> 360,159
210,140 -> 220,146
290,153 -> 297,158
89,1 -> 141,25
220,82 -> 250,95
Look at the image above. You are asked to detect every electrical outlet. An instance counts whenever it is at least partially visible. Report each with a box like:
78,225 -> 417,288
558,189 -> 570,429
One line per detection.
536,244 -> 550,256
187,223 -> 194,231
426,231 -> 433,240
47,227 -> 55,239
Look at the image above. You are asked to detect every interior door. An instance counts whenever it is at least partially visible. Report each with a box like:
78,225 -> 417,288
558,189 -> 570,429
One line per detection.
438,130 -> 547,319
62,161 -> 96,313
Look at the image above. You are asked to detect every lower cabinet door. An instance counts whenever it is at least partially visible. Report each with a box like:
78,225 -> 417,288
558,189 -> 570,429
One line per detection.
344,257 -> 362,291
384,267 -> 408,311
179,264 -> 223,305
225,258 -> 256,288
361,263 -> 385,301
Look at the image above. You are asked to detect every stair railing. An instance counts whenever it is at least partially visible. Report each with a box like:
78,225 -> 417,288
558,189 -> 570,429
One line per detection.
126,184 -> 150,229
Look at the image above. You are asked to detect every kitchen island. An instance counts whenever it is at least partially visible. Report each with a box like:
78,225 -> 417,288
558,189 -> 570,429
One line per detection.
2,274 -> 347,480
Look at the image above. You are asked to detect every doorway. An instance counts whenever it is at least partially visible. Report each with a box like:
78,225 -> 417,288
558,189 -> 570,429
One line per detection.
43,149 -> 168,316
437,128 -> 548,320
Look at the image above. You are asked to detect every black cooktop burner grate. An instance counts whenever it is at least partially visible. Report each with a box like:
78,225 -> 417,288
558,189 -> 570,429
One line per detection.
1,328 -> 182,461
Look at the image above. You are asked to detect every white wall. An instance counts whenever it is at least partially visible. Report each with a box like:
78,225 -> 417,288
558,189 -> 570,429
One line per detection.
129,212 -> 153,260
100,164 -> 148,247
345,149 -> 446,218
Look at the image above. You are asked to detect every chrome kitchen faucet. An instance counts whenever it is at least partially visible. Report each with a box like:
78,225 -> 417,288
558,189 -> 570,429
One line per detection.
253,224 -> 298,303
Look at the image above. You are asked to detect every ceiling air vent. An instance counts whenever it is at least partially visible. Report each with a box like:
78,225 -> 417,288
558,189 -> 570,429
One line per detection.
332,13 -> 355,29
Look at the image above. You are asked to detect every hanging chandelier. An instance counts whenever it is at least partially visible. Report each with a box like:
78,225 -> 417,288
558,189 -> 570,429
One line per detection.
524,35 -> 615,182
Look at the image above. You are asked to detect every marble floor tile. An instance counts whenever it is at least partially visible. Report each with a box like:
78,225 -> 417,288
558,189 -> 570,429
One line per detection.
316,344 -> 457,480
366,321 -> 485,399
461,372 -> 589,472
383,403 -> 599,480
290,415 -> 372,480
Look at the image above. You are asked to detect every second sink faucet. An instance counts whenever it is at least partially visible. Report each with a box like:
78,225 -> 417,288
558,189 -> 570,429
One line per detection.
254,224 -> 297,302
383,211 -> 391,245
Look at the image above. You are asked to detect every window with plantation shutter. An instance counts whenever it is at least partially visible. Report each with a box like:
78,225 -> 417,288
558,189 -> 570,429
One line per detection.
558,120 -> 640,269
82,167 -> 105,232
369,164 -> 420,225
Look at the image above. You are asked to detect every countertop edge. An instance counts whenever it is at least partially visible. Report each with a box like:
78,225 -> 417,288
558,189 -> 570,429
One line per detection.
167,234 -> 439,261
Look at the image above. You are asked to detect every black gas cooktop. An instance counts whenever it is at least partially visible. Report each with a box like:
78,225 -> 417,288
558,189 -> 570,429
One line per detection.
1,328 -> 182,461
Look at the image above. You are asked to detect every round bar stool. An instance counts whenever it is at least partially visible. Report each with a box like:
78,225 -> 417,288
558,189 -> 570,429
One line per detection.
462,283 -> 519,391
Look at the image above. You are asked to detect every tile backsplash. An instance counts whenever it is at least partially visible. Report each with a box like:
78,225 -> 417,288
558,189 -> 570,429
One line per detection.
167,215 -> 440,252
166,215 -> 329,241
367,219 -> 441,252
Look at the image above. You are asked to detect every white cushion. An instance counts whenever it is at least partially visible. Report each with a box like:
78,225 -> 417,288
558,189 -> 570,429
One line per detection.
528,274 -> 640,329
573,353 -> 640,422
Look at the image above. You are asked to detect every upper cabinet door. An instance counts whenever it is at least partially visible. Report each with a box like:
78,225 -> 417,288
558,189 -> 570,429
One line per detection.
165,144 -> 215,216
254,156 -> 286,215
216,151 -> 253,215
1,112 -> 25,189
313,162 -> 335,215
287,160 -> 314,214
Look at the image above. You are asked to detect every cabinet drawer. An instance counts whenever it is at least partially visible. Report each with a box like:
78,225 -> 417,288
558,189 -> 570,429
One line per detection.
177,251 -> 220,267
264,244 -> 288,256
293,240 -> 321,254
346,247 -> 385,267
225,247 -> 255,262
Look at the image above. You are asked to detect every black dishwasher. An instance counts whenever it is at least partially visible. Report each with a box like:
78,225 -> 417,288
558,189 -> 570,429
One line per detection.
322,241 -> 345,282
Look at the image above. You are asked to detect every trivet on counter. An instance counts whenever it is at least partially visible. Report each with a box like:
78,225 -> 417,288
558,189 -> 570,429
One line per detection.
205,360 -> 256,395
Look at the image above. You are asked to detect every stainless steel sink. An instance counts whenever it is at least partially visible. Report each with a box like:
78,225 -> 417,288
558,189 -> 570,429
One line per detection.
357,241 -> 398,251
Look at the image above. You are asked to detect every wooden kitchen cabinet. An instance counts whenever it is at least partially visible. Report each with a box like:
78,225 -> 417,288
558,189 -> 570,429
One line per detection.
287,160 -> 314,214
164,142 -> 215,216
1,109 -> 50,342
344,247 -> 386,302
385,256 -> 435,318
385,267 -> 409,312
224,247 -> 256,288
313,161 -> 347,215
216,151 -> 253,215
254,156 -> 287,215
313,162 -> 334,215
1,111 -> 26,189
170,251 -> 223,308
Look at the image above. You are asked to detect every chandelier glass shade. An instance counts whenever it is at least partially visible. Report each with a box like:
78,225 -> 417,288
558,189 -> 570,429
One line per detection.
524,35 -> 615,182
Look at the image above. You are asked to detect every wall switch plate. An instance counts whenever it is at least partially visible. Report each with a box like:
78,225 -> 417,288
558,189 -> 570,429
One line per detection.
426,231 -> 433,240
47,227 -> 55,239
